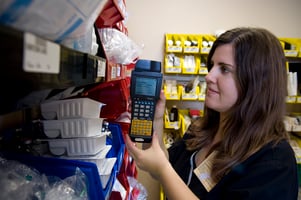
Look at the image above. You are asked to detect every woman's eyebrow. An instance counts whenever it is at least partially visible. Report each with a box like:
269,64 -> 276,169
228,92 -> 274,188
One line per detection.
218,62 -> 235,68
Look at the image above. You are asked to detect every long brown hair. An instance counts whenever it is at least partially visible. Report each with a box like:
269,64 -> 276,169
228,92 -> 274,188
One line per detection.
185,27 -> 288,181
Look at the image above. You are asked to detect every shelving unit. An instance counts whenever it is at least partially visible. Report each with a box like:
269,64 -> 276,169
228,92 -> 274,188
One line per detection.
163,32 -> 301,144
0,23 -> 121,199
163,33 -> 215,139
0,6 -> 136,198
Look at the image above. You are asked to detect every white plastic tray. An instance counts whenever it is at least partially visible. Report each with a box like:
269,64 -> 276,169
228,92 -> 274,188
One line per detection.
98,158 -> 117,189
40,98 -> 105,120
42,118 -> 104,138
60,145 -> 115,188
46,134 -> 107,156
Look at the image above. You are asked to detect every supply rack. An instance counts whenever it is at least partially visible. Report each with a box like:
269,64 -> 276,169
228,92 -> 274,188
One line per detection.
0,24 -> 125,200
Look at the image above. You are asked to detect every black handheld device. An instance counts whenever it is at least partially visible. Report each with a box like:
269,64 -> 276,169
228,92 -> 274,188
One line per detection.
129,59 -> 163,143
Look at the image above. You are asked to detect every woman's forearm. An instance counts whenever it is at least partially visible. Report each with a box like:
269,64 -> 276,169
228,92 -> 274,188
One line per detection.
159,162 -> 199,200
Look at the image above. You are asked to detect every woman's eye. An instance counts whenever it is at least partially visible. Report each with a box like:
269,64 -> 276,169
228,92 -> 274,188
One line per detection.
221,65 -> 230,73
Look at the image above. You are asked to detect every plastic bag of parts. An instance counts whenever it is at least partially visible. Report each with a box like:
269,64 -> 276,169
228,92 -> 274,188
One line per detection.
0,0 -> 108,54
127,176 -> 148,200
0,157 -> 88,200
98,28 -> 142,65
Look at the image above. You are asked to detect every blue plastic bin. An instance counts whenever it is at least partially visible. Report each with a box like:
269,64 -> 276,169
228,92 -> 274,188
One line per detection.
1,123 -> 125,200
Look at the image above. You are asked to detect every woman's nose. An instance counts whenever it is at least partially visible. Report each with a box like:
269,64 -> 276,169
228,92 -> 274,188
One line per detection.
205,68 -> 215,83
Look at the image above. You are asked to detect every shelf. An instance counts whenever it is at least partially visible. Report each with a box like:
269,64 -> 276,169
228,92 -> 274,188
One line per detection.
163,33 -> 209,136
0,24 -> 106,115
286,96 -> 301,104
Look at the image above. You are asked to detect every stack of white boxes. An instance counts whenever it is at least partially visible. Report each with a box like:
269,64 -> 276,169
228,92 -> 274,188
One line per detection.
40,97 -> 116,188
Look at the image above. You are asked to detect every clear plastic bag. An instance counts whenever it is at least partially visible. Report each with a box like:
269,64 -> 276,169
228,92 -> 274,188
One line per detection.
127,176 -> 148,200
98,28 -> 142,65
45,167 -> 88,200
0,157 -> 88,200
0,157 -> 48,200
0,0 -> 107,53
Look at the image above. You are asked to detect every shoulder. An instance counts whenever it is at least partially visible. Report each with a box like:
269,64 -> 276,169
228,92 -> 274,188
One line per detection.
246,139 -> 296,166
230,139 -> 296,176
209,140 -> 299,199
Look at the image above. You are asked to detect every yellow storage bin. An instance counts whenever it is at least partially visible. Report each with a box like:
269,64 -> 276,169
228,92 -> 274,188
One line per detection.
183,34 -> 202,54
286,96 -> 297,103
164,112 -> 181,130
164,83 -> 181,100
279,38 -> 301,57
178,109 -> 190,137
164,53 -> 182,73
200,34 -> 216,54
199,67 -> 208,75
198,81 -> 207,101
182,55 -> 199,74
199,55 -> 208,75
296,96 -> 301,103
166,33 -> 185,53
164,109 -> 190,135
181,85 -> 199,100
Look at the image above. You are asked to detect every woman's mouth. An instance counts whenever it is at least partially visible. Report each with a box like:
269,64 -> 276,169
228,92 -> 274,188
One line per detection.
207,88 -> 219,96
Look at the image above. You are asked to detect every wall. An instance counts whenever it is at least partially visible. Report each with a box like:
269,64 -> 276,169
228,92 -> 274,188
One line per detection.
125,1 -> 301,199
126,0 -> 301,63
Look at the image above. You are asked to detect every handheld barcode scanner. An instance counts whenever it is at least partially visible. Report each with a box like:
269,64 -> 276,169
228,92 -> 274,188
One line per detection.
129,59 -> 163,143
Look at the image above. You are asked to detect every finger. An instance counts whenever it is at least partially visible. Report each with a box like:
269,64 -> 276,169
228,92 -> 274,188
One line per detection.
125,134 -> 135,150
159,90 -> 166,106
160,89 -> 166,101
151,132 -> 160,149
125,134 -> 140,158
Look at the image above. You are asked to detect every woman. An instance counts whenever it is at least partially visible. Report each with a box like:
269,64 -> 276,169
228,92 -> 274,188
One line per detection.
125,27 -> 299,199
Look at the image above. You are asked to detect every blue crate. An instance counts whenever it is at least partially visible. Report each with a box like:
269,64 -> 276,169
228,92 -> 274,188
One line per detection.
107,123 -> 125,172
1,122 -> 125,200
103,123 -> 125,198
1,153 -> 104,199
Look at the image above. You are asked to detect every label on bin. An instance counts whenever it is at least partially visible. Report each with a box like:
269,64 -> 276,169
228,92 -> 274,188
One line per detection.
23,32 -> 60,74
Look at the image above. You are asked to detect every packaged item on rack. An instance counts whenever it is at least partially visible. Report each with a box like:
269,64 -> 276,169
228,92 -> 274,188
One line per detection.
170,105 -> 178,122
0,0 -> 108,54
98,28 -> 142,65
287,72 -> 298,96
63,147 -> 117,189
1,122 -> 126,200
81,79 -> 130,121
185,76 -> 200,93
45,134 -> 108,156
0,157 -> 88,200
40,98 -> 105,120
42,118 -> 105,138
127,176 -> 148,200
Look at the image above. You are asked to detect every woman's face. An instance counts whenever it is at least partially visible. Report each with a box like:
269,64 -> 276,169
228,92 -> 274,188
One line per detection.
205,44 -> 238,113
